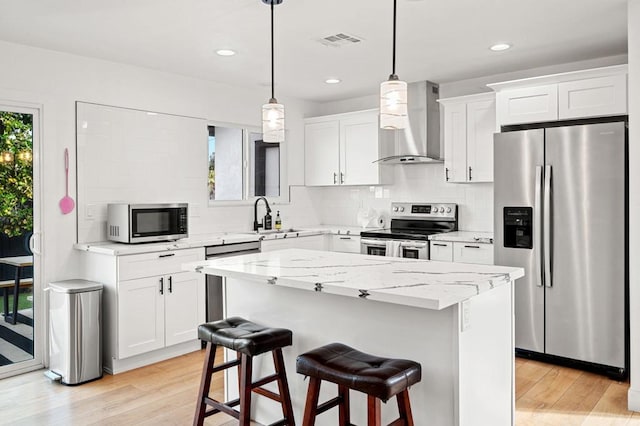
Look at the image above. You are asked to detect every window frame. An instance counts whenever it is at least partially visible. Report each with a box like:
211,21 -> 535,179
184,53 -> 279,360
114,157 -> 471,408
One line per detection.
206,121 -> 289,207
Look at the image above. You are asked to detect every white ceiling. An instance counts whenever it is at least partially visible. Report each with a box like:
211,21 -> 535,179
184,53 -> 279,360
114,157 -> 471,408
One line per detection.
0,0 -> 628,103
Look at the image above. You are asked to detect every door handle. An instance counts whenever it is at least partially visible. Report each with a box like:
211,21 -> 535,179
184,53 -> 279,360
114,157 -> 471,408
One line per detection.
468,166 -> 472,181
534,166 -> 543,287
159,277 -> 164,295
543,165 -> 552,288
464,245 -> 480,249
340,172 -> 345,184
333,172 -> 337,184
168,276 -> 173,293
158,253 -> 175,258
445,167 -> 450,181
432,243 -> 448,247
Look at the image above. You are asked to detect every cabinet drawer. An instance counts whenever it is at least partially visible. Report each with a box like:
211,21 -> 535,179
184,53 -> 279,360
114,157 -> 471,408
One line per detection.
558,74 -> 627,119
453,242 -> 493,265
430,241 -> 453,262
331,235 -> 361,253
118,248 -> 204,281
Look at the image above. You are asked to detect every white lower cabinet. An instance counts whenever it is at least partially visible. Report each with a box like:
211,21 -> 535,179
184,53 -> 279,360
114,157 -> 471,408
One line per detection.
453,242 -> 493,265
430,241 -> 453,262
261,235 -> 327,252
78,247 -> 205,373
329,235 -> 361,253
430,241 -> 493,264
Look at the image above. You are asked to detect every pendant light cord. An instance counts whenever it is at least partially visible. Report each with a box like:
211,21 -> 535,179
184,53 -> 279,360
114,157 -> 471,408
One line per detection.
392,0 -> 397,76
271,2 -> 275,101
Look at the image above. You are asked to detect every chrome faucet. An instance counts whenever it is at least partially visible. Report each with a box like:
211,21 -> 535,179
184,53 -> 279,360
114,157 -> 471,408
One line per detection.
253,197 -> 272,232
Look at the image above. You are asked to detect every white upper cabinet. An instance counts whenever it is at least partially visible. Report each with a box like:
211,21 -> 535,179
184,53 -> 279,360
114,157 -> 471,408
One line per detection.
489,65 -> 628,127
440,93 -> 496,183
304,110 -> 392,186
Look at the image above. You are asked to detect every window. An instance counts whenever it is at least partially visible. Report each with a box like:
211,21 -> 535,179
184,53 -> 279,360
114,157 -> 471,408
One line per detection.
208,124 -> 284,204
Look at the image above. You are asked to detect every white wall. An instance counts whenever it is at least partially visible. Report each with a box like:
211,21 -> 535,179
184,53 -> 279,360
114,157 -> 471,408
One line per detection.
0,40 -> 319,316
628,0 -> 640,411
306,54 -> 628,232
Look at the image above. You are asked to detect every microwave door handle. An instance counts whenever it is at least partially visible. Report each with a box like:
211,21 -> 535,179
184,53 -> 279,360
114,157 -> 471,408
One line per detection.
534,166 -> 543,287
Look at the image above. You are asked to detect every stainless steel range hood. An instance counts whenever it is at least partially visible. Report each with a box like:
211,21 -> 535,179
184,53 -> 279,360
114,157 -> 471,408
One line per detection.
376,81 -> 442,164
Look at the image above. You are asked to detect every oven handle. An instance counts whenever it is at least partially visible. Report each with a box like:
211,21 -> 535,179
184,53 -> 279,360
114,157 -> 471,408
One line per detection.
360,239 -> 386,246
400,241 -> 428,249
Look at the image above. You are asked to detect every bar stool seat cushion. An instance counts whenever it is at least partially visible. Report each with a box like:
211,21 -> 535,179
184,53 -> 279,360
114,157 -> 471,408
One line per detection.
296,342 -> 421,401
198,317 -> 292,356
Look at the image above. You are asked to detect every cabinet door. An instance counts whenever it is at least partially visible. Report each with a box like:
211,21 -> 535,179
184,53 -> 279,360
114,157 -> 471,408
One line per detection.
262,235 -> 327,252
305,120 -> 340,186
340,111 -> 380,185
443,102 -> 467,182
118,276 -> 165,359
496,85 -> 558,126
430,241 -> 453,262
466,98 -> 496,182
453,242 -> 494,265
164,272 -> 205,347
331,235 -> 361,253
558,74 -> 627,119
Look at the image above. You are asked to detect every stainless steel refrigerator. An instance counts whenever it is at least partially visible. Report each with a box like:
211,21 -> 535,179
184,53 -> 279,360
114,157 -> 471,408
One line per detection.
494,120 -> 627,377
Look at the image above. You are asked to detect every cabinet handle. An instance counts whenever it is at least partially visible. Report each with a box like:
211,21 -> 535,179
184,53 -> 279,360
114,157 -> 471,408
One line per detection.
159,277 -> 164,295
168,276 -> 173,293
339,237 -> 351,240
445,167 -> 450,182
464,245 -> 481,249
468,166 -> 472,181
333,172 -> 338,184
340,172 -> 345,184
159,253 -> 175,258
433,243 -> 448,247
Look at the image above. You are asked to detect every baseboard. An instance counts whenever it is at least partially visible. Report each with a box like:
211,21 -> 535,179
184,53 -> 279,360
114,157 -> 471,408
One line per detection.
107,340 -> 202,375
628,388 -> 640,412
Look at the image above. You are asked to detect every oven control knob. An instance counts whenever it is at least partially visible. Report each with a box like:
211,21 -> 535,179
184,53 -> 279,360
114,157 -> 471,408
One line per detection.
439,207 -> 445,213
399,207 -> 405,212
446,207 -> 452,213
393,207 -> 399,212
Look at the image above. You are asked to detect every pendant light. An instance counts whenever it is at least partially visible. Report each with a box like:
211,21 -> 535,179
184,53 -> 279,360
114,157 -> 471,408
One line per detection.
262,0 -> 285,143
379,0 -> 408,130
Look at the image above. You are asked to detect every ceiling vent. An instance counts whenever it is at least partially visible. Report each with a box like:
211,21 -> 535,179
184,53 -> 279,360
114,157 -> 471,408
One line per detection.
318,33 -> 363,47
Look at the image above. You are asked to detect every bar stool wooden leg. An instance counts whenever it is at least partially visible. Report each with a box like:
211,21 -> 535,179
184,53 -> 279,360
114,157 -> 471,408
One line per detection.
194,343 -> 217,426
367,395 -> 381,426
338,385 -> 350,426
239,353 -> 253,426
302,377 -> 322,426
273,348 -> 296,425
396,390 -> 414,426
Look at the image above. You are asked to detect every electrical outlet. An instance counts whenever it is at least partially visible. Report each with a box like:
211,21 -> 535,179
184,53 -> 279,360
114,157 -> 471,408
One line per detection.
461,299 -> 471,332
85,204 -> 95,220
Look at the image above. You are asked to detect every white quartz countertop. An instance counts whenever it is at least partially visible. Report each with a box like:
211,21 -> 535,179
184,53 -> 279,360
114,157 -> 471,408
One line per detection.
429,231 -> 494,244
73,226 -> 372,256
183,249 -> 523,310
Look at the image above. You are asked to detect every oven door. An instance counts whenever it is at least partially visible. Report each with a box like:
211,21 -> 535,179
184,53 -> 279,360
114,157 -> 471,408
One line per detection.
360,239 -> 429,259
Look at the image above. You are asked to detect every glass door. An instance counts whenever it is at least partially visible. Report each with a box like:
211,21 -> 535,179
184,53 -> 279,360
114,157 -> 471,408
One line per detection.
0,103 -> 42,378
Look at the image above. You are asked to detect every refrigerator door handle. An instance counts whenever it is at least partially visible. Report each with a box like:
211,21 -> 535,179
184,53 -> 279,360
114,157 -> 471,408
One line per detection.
544,165 -> 553,288
535,166 -> 544,287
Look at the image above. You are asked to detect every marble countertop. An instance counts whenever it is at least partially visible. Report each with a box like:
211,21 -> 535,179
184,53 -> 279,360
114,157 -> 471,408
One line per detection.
73,226 -> 374,256
183,249 -> 523,310
429,231 -> 494,244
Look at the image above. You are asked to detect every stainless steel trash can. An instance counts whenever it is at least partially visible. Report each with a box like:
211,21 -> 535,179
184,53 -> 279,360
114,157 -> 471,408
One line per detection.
48,279 -> 103,385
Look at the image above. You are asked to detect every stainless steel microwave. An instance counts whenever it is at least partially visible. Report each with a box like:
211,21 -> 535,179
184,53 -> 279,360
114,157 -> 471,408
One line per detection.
107,203 -> 188,243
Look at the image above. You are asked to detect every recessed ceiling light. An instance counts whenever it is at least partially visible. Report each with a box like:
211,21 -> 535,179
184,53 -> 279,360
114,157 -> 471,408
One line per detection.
216,49 -> 236,56
490,43 -> 512,52
325,78 -> 341,84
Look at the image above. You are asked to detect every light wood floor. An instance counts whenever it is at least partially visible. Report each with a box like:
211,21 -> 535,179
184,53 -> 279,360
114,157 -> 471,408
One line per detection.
0,350 -> 638,425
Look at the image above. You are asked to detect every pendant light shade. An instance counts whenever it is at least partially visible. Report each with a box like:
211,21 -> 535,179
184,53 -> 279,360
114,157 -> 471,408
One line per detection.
262,0 -> 284,143
380,0 -> 407,130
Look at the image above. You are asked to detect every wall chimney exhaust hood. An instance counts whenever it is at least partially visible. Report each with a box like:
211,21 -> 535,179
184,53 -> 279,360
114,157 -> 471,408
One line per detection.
376,81 -> 442,164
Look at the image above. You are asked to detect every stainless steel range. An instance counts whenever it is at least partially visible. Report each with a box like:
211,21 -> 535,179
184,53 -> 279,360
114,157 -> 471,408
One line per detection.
360,202 -> 458,259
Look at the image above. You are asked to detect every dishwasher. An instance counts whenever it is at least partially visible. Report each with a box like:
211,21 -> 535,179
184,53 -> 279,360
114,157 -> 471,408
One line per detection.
205,240 -> 261,324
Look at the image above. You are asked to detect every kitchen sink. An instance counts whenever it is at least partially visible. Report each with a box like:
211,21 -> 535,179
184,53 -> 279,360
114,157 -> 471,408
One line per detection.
245,228 -> 304,235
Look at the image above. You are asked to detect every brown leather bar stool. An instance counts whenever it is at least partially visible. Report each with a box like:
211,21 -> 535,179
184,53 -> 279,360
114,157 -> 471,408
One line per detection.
194,317 -> 296,426
296,343 -> 421,426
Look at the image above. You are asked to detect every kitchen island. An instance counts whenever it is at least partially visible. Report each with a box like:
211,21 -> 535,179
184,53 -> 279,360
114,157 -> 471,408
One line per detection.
183,249 -> 524,426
